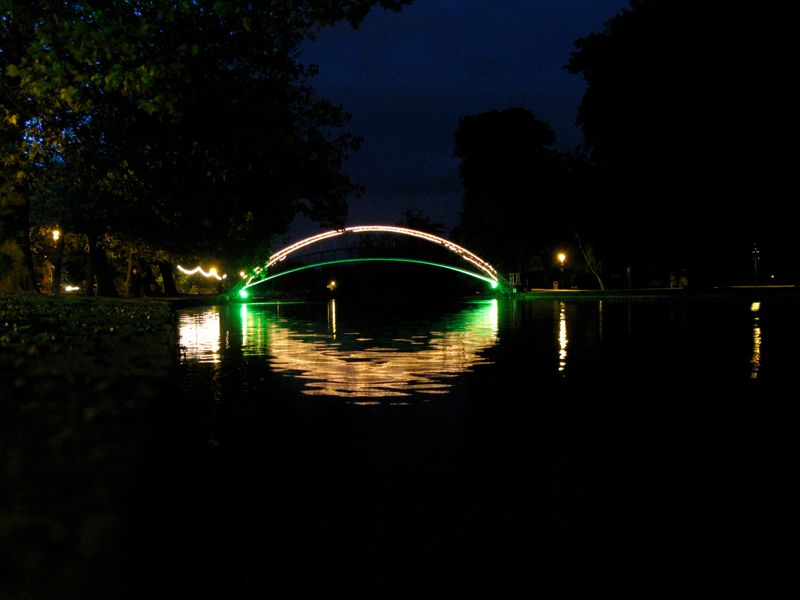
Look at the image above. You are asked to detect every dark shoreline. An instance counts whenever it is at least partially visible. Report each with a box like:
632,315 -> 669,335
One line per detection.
515,285 -> 799,302
155,284 -> 800,310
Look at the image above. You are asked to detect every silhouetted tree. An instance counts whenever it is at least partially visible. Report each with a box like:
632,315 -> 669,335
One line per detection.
453,107 -> 570,276
568,0 -> 798,284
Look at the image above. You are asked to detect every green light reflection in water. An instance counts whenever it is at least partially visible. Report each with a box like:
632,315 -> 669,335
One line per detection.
238,299 -> 499,399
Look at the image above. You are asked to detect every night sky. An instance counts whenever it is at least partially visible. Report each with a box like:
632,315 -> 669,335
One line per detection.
295,0 -> 630,236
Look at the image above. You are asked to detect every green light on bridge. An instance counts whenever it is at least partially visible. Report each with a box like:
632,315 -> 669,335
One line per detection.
238,257 -> 500,294
239,289 -> 249,299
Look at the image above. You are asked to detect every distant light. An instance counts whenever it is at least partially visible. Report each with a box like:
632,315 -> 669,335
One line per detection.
239,271 -> 246,279
239,289 -> 249,299
177,264 -> 224,280
64,285 -> 79,292
557,252 -> 566,266
52,229 -> 61,242
750,302 -> 761,312
327,280 -> 337,291
490,280 -> 498,289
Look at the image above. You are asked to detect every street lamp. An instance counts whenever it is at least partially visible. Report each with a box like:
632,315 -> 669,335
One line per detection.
752,243 -> 760,283
556,252 -> 567,289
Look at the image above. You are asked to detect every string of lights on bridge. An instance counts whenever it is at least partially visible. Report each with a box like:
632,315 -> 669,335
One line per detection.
173,226 -> 505,298
235,225 -> 503,299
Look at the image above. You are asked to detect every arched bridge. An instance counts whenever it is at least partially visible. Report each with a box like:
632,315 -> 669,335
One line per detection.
231,225 -> 505,299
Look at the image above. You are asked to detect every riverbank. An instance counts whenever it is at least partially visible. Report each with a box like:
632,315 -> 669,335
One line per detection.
0,293 -> 179,600
513,284 -> 799,302
0,293 -> 177,400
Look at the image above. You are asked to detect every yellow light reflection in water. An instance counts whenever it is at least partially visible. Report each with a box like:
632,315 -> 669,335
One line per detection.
240,299 -> 499,398
558,301 -> 568,373
328,299 -> 337,337
750,301 -> 761,379
179,307 -> 222,364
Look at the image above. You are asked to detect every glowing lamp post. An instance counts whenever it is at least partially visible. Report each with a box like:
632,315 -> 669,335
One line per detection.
51,229 -> 64,294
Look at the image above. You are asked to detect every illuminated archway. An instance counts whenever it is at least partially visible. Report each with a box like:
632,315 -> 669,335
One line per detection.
234,225 -> 503,297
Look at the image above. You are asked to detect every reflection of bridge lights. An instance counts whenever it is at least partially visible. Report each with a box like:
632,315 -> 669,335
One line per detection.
241,304 -> 248,347
237,300 -> 499,398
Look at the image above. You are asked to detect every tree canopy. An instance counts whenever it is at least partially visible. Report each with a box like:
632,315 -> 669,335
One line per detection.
453,107 -> 570,276
567,0 -> 798,283
1,0 -> 411,292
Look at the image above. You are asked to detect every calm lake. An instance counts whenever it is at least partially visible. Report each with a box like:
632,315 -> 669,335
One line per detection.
168,296 -> 795,598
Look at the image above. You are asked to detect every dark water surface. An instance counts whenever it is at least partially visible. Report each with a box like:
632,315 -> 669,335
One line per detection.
159,298 -> 794,598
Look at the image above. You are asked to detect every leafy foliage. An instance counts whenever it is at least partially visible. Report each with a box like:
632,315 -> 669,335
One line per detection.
1,1 -> 411,292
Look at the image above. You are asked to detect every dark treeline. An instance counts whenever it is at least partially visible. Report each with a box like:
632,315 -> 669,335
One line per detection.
2,1 -> 797,294
1,0 -> 410,295
455,0 -> 797,289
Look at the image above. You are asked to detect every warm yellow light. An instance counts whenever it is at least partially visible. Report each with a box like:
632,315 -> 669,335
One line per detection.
177,264 -> 224,281
232,300 -> 499,397
557,252 -> 566,266
52,229 -> 61,242
327,280 -> 337,291
239,271 -> 246,279
750,302 -> 761,312
64,285 -> 79,292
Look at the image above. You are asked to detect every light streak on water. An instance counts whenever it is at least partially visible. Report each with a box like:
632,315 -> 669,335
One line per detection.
750,301 -> 761,379
238,299 -> 499,398
179,307 -> 221,364
558,301 -> 568,373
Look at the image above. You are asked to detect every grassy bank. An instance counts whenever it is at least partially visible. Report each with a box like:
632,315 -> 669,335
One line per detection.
514,285 -> 799,302
1,293 -> 178,600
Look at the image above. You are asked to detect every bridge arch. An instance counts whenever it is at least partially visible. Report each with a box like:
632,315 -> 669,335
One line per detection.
234,225 -> 503,297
